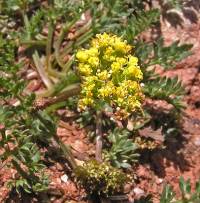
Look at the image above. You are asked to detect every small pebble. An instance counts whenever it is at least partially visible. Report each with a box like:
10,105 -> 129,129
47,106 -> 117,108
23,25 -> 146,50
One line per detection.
61,174 -> 68,183
26,71 -> 38,80
56,178 -> 61,184
56,163 -> 63,171
156,178 -> 163,184
133,187 -> 145,196
194,137 -> 200,146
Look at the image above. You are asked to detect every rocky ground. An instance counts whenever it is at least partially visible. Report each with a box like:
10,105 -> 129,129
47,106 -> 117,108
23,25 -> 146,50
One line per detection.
1,4 -> 200,203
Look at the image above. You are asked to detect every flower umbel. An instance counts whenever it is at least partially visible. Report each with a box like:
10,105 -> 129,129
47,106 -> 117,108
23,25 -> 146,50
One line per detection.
76,33 -> 143,118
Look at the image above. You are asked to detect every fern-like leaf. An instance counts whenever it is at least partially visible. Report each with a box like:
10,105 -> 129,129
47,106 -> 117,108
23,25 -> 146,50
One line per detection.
23,8 -> 46,40
165,0 -> 182,9
160,184 -> 175,203
125,9 -> 160,40
150,38 -> 192,69
143,76 -> 185,110
135,38 -> 192,70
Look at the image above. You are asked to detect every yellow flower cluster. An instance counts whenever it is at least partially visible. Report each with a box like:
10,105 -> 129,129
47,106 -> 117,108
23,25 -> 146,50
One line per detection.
76,33 -> 144,118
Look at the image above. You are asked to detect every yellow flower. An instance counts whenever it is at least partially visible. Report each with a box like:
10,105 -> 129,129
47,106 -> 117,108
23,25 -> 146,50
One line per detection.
123,66 -> 143,80
76,33 -> 144,115
93,33 -> 114,48
82,97 -> 94,106
85,75 -> 98,82
127,95 -> 142,110
78,63 -> 92,76
111,57 -> 127,74
99,88 -> 110,98
115,86 -> 128,98
98,81 -> 115,98
122,80 -> 137,90
88,47 -> 99,56
114,38 -> 131,53
76,50 -> 88,62
103,46 -> 116,62
85,91 -> 93,97
116,57 -> 127,64
97,70 -> 109,81
111,61 -> 121,73
82,83 -> 95,92
116,97 -> 124,106
88,56 -> 99,67
128,56 -> 138,66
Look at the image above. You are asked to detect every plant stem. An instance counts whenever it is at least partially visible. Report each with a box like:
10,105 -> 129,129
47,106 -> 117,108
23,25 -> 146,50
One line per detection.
60,41 -> 74,57
49,83 -> 81,104
52,133 -> 77,170
63,55 -> 74,72
46,21 -> 54,73
72,19 -> 92,39
33,111 -> 77,170
46,67 -> 65,78
20,40 -> 47,47
74,29 -> 93,48
32,51 -> 53,89
60,26 -> 93,60
60,29 -> 93,60
11,159 -> 30,181
45,101 -> 67,113
7,141 -> 32,184
35,83 -> 80,111
95,110 -> 103,162
55,20 -> 77,69
23,13 -> 31,40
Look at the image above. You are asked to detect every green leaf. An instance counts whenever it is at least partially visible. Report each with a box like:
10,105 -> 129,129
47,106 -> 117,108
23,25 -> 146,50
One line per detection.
125,9 -> 160,40
143,76 -> 185,110
179,177 -> 191,196
160,184 -> 175,203
150,38 -> 192,69
104,128 -> 138,168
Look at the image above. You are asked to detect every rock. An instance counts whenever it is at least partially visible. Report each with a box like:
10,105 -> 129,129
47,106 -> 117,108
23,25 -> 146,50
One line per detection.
137,165 -> 149,178
127,119 -> 134,131
56,177 -> 61,184
124,183 -> 132,193
133,187 -> 145,196
26,71 -> 38,80
190,85 -> 200,104
194,137 -> 200,146
75,159 -> 84,166
56,163 -> 63,171
26,79 -> 41,92
48,188 -> 63,196
73,140 -> 87,152
139,126 -> 164,142
156,177 -> 163,184
60,174 -> 68,183
183,117 -> 200,135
